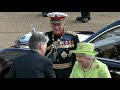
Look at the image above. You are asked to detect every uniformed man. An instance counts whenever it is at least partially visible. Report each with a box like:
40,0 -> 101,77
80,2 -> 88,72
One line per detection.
45,12 -> 80,78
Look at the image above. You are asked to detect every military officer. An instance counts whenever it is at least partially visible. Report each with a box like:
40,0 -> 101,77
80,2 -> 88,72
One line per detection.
45,12 -> 80,78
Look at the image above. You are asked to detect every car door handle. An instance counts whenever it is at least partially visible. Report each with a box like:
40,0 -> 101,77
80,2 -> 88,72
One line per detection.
110,70 -> 120,75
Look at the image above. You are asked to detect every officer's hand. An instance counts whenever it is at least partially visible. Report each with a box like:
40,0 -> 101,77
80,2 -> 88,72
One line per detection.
46,44 -> 53,51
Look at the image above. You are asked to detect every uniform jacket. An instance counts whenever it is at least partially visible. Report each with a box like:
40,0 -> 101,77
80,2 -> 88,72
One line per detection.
45,31 -> 79,78
70,58 -> 111,78
45,31 -> 79,63
5,50 -> 56,78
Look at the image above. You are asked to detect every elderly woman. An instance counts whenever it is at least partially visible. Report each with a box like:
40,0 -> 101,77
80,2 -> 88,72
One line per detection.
70,42 -> 111,78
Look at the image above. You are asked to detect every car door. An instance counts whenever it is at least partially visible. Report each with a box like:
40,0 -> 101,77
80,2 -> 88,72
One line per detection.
88,25 -> 120,78
0,48 -> 30,78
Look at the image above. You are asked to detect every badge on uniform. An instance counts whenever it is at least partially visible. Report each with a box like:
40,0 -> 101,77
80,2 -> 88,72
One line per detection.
61,51 -> 67,59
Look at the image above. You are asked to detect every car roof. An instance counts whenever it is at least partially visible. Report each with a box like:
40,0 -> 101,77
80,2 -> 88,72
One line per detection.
84,19 -> 120,42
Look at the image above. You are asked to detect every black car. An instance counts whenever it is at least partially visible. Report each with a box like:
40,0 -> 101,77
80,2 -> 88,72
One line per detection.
84,20 -> 120,77
0,20 -> 120,78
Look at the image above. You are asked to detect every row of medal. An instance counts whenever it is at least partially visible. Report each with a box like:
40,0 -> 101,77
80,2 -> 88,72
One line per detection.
53,40 -> 75,48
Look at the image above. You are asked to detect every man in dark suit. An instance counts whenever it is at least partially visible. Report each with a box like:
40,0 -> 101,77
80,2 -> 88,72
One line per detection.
5,32 -> 56,78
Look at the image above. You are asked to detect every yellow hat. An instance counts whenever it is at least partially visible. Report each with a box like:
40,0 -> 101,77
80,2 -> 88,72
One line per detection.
71,42 -> 98,56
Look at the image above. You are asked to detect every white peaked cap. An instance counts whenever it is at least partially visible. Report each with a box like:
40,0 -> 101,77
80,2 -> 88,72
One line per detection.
47,12 -> 68,17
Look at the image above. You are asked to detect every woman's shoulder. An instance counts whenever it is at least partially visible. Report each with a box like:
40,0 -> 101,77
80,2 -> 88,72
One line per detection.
95,58 -> 108,68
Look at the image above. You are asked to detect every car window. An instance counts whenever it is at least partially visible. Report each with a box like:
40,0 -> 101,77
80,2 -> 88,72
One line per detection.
92,27 -> 120,60
92,27 -> 120,43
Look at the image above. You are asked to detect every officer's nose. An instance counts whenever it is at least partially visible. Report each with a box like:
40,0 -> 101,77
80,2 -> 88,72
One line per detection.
54,25 -> 59,29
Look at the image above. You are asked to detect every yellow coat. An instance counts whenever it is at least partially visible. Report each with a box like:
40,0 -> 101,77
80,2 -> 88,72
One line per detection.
70,58 -> 111,78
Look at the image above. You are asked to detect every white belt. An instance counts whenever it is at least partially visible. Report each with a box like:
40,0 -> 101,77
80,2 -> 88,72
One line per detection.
53,62 -> 72,69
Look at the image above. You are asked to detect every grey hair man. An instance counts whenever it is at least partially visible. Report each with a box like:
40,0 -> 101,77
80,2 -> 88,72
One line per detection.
5,32 -> 56,78
29,32 -> 49,56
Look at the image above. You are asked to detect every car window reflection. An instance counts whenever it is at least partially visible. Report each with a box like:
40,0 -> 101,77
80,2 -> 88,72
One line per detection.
91,26 -> 120,61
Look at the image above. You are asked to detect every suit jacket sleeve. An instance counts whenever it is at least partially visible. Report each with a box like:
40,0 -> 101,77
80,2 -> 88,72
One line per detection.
5,61 -> 16,78
45,59 -> 56,78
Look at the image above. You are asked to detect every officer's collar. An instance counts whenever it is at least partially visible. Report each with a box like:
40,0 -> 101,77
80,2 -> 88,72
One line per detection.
53,29 -> 65,40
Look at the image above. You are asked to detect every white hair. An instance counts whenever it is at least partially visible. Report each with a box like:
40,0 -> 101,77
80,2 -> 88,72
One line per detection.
78,53 -> 95,60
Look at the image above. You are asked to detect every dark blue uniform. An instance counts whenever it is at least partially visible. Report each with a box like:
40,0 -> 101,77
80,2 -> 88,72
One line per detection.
45,31 -> 79,78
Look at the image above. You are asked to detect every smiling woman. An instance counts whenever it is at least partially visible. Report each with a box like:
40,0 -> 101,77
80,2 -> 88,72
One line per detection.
69,42 -> 111,78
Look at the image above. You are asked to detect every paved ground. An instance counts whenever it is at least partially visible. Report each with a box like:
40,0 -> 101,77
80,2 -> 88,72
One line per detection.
0,12 -> 120,48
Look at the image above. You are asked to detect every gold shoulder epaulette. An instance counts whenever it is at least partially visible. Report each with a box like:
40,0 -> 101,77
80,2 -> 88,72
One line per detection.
66,31 -> 77,36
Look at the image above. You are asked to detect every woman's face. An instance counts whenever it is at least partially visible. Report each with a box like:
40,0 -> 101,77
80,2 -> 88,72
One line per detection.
76,54 -> 92,67
50,22 -> 65,35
